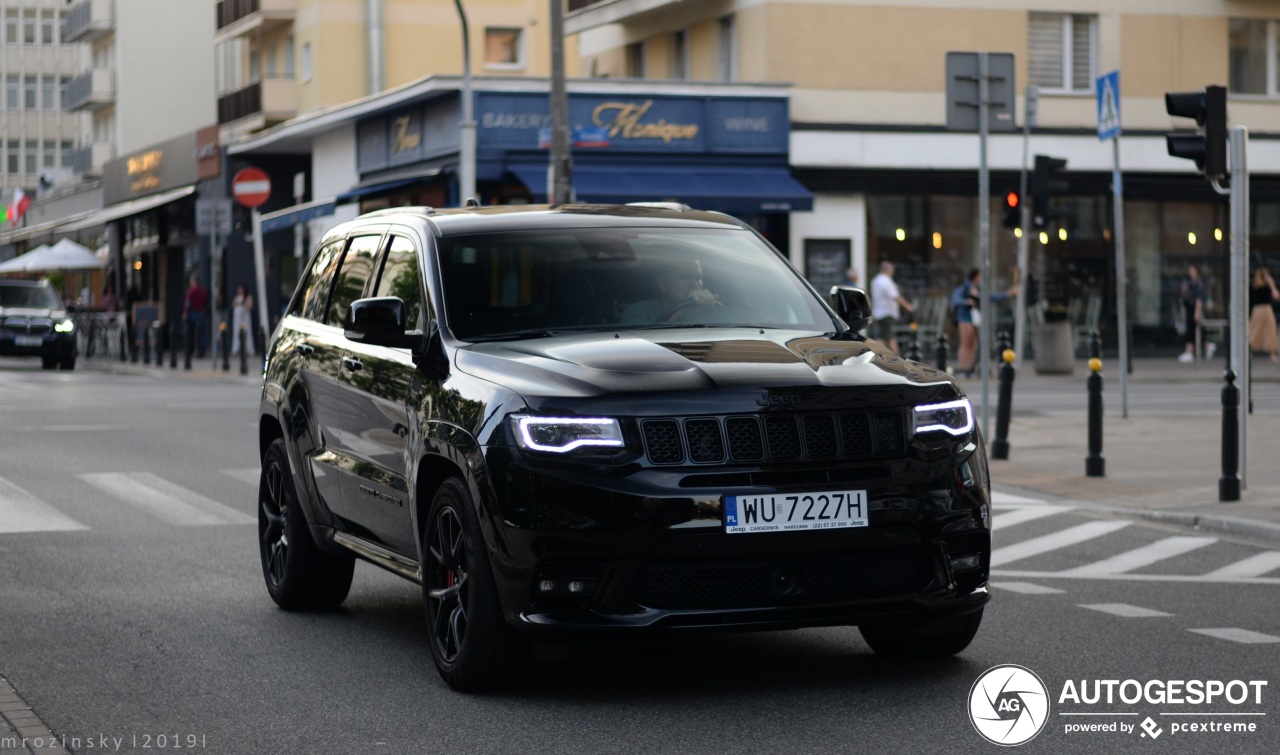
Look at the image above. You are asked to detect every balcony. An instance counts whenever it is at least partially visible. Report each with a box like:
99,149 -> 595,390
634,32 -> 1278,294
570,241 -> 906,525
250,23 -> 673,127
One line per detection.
217,78 -> 296,129
565,0 -> 684,34
65,68 -> 115,112
62,0 -> 114,44
69,142 -> 114,177
215,0 -> 295,41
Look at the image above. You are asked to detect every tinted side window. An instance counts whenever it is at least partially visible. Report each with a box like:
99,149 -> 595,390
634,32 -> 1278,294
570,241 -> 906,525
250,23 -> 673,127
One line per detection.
326,234 -> 382,328
373,235 -> 423,331
295,239 -> 345,322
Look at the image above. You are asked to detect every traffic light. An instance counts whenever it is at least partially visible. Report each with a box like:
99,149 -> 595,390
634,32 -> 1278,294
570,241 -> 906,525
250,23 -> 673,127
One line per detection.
1165,85 -> 1227,178
1001,191 -> 1021,230
1031,155 -> 1068,229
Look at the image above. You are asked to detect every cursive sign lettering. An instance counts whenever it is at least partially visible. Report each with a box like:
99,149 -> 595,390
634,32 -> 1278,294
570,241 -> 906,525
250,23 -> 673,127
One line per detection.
391,115 -> 421,155
127,150 -> 163,176
591,100 -> 699,143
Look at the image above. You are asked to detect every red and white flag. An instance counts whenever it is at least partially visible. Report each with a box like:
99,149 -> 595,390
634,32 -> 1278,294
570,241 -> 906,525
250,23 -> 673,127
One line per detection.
8,188 -> 30,223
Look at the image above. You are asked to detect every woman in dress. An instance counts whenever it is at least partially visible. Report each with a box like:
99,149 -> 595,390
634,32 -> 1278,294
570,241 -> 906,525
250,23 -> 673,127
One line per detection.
232,283 -> 254,357
1248,267 -> 1279,363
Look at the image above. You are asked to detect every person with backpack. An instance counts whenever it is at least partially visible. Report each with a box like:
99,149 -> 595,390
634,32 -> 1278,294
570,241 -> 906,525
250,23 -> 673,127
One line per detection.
951,269 -> 981,377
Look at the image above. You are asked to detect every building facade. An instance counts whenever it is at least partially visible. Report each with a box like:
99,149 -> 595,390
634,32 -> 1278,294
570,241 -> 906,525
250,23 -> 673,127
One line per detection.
567,0 -> 1280,351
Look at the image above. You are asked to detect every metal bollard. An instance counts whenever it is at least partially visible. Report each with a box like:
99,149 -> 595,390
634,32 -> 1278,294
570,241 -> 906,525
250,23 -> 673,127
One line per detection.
1085,356 -> 1105,477
239,324 -> 248,376
183,318 -> 193,371
935,333 -> 948,373
1220,370 -> 1241,502
907,322 -> 921,362
142,326 -> 152,365
221,322 -> 231,372
991,348 -> 1016,460
169,321 -> 178,369
1089,329 -> 1101,360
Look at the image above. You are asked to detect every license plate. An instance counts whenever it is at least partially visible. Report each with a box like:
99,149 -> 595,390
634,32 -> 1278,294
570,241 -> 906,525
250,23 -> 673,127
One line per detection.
724,490 -> 868,534
14,335 -> 42,347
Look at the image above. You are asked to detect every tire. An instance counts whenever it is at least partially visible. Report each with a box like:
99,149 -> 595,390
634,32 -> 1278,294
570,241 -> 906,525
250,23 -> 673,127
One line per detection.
860,608 -> 984,659
422,477 -> 527,692
41,356 -> 57,370
60,355 -> 76,370
258,438 -> 354,610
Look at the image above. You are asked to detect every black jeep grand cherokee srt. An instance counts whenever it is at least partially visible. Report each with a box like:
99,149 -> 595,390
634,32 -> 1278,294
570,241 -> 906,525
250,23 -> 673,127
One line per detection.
257,204 -> 990,691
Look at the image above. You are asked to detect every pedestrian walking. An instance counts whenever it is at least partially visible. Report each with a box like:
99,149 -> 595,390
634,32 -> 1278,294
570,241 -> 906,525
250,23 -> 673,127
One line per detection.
231,284 -> 255,357
844,266 -> 860,288
951,269 -> 981,377
1178,263 -> 1205,363
869,261 -> 913,353
1249,266 -> 1280,363
183,274 -> 209,358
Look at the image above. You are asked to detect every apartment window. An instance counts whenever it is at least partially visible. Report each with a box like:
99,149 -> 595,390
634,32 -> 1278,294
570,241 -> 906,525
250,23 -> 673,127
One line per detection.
249,38 -> 261,82
61,141 -> 72,168
4,76 -> 16,110
6,141 -> 17,175
267,42 -> 278,77
302,42 -> 311,83
718,15 -> 737,82
672,29 -> 689,80
23,76 -> 36,110
1028,13 -> 1095,92
626,41 -> 645,78
42,142 -> 54,169
40,9 -> 53,45
25,142 -> 37,174
21,9 -> 34,44
41,77 -> 54,110
1229,19 -> 1276,96
283,35 -> 295,76
59,77 -> 69,109
4,9 -> 16,45
485,28 -> 523,67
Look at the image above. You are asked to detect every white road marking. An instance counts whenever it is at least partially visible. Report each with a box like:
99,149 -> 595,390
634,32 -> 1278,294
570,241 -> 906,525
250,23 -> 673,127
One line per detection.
990,491 -> 1047,505
1188,628 -> 1280,644
1079,603 -> 1172,618
991,504 -> 1075,531
991,582 -> 1065,594
990,569 -> 1280,585
0,476 -> 88,534
1202,552 -> 1280,580
80,472 -> 255,526
222,468 -> 261,487
990,520 -> 1131,567
1057,536 -> 1218,577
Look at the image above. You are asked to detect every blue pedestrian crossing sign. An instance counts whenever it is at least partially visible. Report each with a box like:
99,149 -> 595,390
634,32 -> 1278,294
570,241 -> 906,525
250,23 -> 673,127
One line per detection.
1096,70 -> 1121,141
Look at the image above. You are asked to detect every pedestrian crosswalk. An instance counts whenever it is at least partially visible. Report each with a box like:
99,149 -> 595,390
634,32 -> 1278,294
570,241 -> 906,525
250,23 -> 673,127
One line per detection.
0,469 -> 259,534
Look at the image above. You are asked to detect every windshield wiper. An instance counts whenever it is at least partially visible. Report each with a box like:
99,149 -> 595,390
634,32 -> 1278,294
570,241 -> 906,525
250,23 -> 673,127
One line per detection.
466,329 -> 563,342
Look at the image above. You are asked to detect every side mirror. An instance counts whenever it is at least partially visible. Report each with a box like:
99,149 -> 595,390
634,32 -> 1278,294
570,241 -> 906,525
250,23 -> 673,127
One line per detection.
829,285 -> 873,333
345,297 -> 422,349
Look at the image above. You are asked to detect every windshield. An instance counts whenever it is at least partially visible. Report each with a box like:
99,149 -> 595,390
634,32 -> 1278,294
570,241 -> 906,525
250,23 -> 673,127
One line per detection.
438,227 -> 835,340
0,283 -> 62,309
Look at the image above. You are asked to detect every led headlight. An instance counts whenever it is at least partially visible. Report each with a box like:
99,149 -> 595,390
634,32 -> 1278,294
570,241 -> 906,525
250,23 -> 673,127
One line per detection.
513,416 -> 625,453
912,398 -> 973,436
54,319 -> 75,333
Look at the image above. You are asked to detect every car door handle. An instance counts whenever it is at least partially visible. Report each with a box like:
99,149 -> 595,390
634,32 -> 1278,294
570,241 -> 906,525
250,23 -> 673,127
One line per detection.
297,343 -> 315,357
342,356 -> 364,372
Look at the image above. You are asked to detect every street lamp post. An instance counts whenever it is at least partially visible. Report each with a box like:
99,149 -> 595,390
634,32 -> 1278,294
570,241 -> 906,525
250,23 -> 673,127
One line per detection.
548,0 -> 573,205
454,0 -> 476,205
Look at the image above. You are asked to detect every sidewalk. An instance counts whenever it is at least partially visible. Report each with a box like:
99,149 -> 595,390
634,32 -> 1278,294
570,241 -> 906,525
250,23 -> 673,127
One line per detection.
973,355 -> 1280,545
75,352 -> 1280,544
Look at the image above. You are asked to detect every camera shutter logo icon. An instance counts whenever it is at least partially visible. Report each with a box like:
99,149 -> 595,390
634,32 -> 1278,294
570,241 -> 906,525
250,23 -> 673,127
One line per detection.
969,665 -> 1051,746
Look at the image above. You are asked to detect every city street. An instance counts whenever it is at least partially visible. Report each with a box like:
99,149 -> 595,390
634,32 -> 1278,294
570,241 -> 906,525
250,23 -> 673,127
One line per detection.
1,359 -> 1276,754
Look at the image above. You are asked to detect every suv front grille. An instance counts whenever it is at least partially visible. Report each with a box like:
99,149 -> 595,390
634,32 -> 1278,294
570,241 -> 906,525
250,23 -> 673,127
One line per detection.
2,317 -> 52,336
641,411 -> 907,466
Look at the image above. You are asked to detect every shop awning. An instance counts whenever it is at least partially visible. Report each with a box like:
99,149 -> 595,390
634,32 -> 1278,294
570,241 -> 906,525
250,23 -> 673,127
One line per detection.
0,209 -> 100,246
60,185 -> 198,233
336,167 -> 445,205
507,163 -> 814,214
260,197 -> 338,234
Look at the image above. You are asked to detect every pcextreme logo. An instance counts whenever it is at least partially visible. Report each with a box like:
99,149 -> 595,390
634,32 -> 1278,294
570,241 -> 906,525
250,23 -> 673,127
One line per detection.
969,664 -> 1051,746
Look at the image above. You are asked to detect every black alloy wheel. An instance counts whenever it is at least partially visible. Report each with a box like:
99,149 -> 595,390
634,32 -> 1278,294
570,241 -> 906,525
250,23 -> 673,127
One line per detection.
422,477 -> 527,691
258,438 -> 354,610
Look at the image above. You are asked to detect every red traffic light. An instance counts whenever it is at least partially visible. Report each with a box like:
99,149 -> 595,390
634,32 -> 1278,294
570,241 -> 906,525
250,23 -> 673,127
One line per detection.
1005,192 -> 1019,208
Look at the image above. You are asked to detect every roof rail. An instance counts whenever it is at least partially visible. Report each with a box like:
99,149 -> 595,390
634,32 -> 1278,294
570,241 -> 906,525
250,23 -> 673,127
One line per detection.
359,206 -> 437,219
625,201 -> 691,211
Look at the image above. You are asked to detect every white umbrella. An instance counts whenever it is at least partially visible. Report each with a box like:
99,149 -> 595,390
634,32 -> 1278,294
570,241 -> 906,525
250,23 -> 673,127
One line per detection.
0,239 -> 104,273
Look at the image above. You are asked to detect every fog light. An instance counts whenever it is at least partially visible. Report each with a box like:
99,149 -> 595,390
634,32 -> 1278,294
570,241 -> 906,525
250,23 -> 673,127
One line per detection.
568,580 -> 586,593
538,580 -> 556,593
949,554 -> 982,572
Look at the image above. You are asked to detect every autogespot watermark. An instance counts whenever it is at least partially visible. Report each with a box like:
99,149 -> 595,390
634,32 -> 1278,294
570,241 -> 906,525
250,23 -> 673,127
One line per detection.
968,666 -> 1270,746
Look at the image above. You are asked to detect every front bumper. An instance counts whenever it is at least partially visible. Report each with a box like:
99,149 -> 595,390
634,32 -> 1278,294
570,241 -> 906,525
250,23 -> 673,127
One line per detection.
482,441 -> 991,633
0,332 -> 75,359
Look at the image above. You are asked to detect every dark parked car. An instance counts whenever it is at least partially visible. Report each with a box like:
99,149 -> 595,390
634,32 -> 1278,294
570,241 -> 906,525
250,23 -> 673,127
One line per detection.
257,204 -> 990,690
0,279 -> 77,370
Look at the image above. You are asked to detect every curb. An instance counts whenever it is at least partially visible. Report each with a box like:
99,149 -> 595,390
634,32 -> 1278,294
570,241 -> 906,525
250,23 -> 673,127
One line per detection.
0,675 -> 69,755
1128,509 -> 1280,546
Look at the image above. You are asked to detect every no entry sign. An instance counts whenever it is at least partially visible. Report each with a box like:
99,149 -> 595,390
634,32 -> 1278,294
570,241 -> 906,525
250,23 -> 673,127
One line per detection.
232,167 -> 271,208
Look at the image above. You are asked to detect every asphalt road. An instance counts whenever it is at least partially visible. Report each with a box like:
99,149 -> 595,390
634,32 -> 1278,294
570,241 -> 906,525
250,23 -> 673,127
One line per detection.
1,359 -> 1276,754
